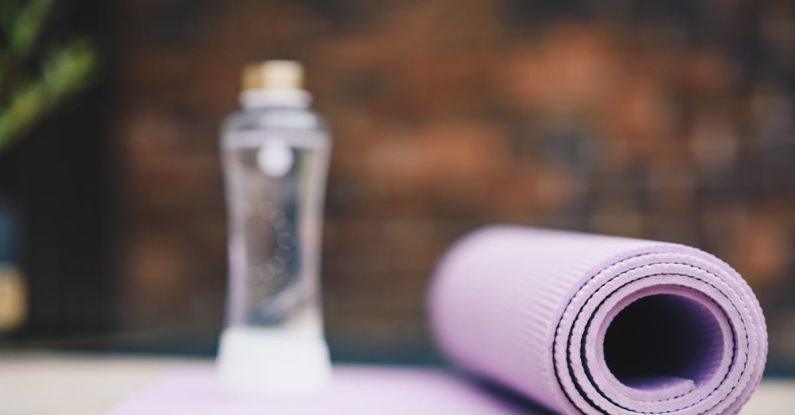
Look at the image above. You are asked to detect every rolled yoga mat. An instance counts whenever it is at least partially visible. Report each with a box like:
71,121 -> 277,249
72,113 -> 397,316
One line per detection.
428,226 -> 767,415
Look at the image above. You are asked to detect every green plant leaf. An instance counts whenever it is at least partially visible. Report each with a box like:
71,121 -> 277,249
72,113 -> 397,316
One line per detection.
0,40 -> 95,152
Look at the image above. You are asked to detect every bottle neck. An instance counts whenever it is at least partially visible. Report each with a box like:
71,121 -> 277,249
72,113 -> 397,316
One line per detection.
240,89 -> 311,109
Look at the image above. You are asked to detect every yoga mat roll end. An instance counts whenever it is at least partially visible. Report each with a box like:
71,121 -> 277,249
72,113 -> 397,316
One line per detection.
429,225 -> 767,415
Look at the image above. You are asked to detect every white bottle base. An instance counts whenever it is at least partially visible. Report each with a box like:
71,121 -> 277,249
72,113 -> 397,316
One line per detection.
217,327 -> 332,396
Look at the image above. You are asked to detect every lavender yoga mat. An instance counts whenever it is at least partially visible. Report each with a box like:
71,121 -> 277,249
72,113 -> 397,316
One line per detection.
428,226 -> 767,415
106,365 -> 544,415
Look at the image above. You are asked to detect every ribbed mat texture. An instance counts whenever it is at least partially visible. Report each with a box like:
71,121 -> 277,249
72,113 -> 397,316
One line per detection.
428,226 -> 767,415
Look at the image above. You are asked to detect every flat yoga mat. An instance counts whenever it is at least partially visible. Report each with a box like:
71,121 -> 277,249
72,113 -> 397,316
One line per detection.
428,226 -> 767,414
106,365 -> 551,415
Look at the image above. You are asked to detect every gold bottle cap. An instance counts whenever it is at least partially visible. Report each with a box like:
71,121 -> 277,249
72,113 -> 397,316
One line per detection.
242,60 -> 304,91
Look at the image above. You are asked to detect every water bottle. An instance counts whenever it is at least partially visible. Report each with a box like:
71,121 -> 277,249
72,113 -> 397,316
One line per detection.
217,61 -> 332,395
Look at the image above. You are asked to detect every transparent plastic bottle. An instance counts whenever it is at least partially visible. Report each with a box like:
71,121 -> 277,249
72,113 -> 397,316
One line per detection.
217,61 -> 331,395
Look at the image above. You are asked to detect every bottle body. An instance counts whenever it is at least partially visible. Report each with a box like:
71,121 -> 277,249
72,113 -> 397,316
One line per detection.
217,82 -> 331,394
222,106 -> 329,332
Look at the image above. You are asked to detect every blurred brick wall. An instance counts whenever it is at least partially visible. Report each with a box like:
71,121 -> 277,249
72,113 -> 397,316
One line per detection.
113,0 -> 795,364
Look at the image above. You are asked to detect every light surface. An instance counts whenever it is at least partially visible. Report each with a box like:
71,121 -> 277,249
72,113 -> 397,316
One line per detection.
0,353 -> 791,414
